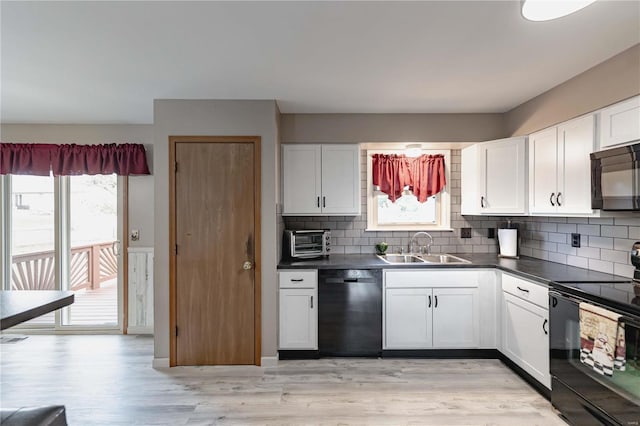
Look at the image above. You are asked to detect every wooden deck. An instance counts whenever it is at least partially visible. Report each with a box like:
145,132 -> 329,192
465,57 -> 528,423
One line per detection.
20,279 -> 118,327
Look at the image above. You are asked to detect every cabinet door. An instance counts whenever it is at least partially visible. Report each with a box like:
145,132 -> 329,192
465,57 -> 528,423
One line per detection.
529,127 -> 558,214
502,293 -> 550,389
557,115 -> 595,215
479,137 -> 527,214
461,145 -> 480,215
282,145 -> 322,215
384,288 -> 432,349
279,288 -> 317,349
320,145 -> 361,215
432,287 -> 479,348
599,95 -> 640,149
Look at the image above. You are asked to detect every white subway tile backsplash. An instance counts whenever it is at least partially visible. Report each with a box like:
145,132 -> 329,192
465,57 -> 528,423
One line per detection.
577,246 -> 600,259
557,244 -> 577,256
588,236 -> 614,250
614,238 -> 639,251
548,232 -> 567,244
577,224 -> 600,236
548,252 -> 568,264
557,224 -> 577,234
588,217 -> 614,225
629,227 -> 640,239
567,255 -> 589,269
614,263 -> 635,278
588,259 -> 614,274
601,225 -> 628,238
600,249 -> 628,264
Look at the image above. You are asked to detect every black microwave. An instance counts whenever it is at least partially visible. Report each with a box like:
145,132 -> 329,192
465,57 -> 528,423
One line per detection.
591,142 -> 640,211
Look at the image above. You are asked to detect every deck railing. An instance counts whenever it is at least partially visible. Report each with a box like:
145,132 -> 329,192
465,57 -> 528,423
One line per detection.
11,241 -> 118,291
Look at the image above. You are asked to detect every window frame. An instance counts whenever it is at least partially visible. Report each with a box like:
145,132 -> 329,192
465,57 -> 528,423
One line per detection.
366,148 -> 452,232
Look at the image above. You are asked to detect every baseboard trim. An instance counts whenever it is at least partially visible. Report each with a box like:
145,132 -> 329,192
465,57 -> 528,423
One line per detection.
126,326 -> 153,335
382,349 -> 499,359
261,356 -> 279,367
152,357 -> 170,368
498,352 -> 551,400
278,350 -> 320,360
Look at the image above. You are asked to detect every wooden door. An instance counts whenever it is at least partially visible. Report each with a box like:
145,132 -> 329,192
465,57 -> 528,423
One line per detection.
174,140 -> 257,365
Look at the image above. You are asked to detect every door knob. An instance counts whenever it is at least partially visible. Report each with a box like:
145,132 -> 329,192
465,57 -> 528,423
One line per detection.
243,261 -> 253,270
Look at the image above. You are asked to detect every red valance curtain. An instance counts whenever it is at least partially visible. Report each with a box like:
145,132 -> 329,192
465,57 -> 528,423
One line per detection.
372,153 -> 446,203
0,143 -> 150,176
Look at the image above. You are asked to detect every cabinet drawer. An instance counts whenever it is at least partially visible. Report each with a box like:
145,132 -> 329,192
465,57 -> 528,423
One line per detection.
279,270 -> 317,289
385,270 -> 479,288
501,273 -> 548,309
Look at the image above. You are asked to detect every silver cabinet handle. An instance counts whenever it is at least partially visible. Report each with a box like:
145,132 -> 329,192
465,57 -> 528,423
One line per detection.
322,196 -> 326,208
310,296 -> 314,309
550,192 -> 555,206
556,192 -> 562,206
317,196 -> 320,208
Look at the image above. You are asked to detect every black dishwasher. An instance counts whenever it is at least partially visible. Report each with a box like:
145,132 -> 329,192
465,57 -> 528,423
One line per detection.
318,269 -> 382,357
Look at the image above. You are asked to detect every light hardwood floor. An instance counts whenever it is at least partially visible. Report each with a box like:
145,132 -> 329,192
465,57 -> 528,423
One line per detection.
0,335 -> 566,425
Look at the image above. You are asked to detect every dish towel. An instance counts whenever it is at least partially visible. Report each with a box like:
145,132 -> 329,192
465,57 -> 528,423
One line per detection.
579,302 -> 626,376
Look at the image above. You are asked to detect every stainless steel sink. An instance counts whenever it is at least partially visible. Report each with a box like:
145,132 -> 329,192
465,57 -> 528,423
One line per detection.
377,254 -> 427,264
417,254 -> 471,264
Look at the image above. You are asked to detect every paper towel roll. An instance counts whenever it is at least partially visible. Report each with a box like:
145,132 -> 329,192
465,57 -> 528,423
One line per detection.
498,229 -> 518,257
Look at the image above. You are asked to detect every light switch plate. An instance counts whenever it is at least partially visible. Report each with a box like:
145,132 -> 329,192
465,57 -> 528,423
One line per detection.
131,229 -> 140,241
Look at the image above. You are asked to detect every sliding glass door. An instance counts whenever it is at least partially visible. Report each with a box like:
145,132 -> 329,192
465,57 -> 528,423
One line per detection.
1,174 -> 123,330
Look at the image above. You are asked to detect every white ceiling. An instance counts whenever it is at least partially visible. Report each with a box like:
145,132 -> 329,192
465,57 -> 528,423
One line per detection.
1,1 -> 639,124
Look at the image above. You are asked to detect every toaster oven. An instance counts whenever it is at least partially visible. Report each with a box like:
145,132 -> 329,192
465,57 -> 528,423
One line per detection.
282,230 -> 331,259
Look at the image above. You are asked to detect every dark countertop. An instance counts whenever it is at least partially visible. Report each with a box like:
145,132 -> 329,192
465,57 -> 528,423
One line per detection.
0,290 -> 74,330
278,253 -> 630,286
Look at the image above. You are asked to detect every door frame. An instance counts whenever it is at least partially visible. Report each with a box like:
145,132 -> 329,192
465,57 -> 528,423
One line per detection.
168,136 -> 262,366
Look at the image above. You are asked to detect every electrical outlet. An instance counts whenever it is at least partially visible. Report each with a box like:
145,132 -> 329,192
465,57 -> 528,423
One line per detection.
487,228 -> 495,239
461,228 -> 472,239
571,233 -> 580,248
131,229 -> 140,241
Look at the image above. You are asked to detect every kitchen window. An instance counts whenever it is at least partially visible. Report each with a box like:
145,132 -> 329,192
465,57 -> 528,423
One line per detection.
366,149 -> 451,231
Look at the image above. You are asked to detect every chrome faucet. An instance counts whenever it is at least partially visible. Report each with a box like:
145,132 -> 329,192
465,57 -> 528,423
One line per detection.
410,231 -> 433,255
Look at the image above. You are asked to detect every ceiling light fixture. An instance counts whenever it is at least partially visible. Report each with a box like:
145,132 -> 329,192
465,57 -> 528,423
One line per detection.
405,144 -> 422,157
521,0 -> 598,21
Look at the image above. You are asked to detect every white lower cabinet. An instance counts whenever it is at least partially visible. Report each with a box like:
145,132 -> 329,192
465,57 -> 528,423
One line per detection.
384,270 -> 482,349
385,288 -> 432,348
500,274 -> 550,389
279,270 -> 318,350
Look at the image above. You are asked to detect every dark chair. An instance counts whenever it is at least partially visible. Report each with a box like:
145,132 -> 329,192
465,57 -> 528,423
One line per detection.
0,406 -> 67,426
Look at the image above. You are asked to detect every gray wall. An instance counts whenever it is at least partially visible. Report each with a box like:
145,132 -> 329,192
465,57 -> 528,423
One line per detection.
0,124 -> 155,248
281,113 -> 505,143
505,43 -> 640,136
152,100 -> 279,361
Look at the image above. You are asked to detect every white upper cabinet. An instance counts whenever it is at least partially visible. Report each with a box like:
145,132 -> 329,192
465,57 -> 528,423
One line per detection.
282,144 -> 360,216
598,95 -> 640,150
529,114 -> 594,215
461,137 -> 527,215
